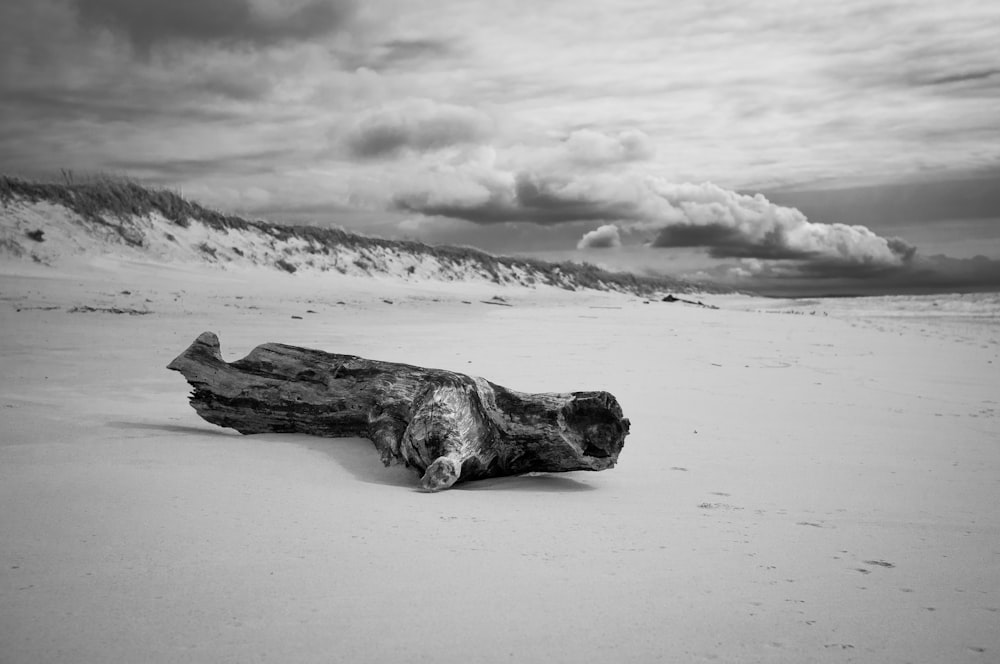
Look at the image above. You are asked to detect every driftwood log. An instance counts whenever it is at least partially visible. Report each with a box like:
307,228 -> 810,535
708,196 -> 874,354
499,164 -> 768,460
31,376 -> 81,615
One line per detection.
168,332 -> 630,491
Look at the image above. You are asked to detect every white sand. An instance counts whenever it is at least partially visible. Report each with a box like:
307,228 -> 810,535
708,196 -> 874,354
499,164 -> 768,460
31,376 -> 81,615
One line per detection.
1,259 -> 998,663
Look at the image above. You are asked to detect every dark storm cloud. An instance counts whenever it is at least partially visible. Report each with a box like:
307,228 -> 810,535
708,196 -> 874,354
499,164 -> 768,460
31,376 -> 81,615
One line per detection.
345,99 -> 494,158
651,224 -> 817,260
75,0 -> 353,51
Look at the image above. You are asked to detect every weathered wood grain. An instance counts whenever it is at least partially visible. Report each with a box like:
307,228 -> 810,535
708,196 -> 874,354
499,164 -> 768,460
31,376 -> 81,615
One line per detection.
168,332 -> 629,491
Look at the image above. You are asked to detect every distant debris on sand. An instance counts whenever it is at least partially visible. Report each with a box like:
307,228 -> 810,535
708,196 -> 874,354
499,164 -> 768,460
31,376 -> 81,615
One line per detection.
481,295 -> 513,307
662,294 -> 719,309
14,305 -> 59,312
68,305 -> 152,315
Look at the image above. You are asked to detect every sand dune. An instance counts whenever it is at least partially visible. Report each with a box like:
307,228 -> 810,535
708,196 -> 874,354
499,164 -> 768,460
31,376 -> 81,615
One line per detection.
0,176 -> 705,296
2,252 -> 998,663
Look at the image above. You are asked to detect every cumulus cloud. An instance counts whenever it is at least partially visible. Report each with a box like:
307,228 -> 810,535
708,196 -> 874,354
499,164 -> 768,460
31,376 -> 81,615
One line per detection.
396,163 -> 915,273
75,0 -> 353,51
577,224 -> 622,249
646,182 -> 917,269
346,99 -> 495,158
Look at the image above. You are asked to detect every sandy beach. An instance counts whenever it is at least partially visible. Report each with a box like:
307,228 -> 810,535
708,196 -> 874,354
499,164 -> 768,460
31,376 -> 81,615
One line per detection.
2,258 -> 997,663
4,0 -> 1000,658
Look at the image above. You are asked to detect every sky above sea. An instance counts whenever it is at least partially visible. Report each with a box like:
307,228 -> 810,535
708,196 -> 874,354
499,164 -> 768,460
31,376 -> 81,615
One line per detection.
2,0 -> 999,294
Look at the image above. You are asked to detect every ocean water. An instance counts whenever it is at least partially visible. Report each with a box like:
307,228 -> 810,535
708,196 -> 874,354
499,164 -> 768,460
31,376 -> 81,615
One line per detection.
812,291 -> 1000,317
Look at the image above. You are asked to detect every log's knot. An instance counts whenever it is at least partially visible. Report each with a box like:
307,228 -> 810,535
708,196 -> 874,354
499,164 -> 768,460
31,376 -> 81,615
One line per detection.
167,331 -> 223,373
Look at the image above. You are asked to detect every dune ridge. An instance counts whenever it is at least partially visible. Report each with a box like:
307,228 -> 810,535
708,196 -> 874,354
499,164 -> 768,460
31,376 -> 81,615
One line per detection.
0,175 -> 719,296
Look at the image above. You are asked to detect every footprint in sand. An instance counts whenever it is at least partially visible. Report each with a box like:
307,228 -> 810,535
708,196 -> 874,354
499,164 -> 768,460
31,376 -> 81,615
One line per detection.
863,559 -> 895,568
698,502 -> 742,510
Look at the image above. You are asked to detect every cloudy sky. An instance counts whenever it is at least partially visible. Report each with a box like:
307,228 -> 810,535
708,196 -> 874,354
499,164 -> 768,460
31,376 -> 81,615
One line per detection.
2,0 -> 999,294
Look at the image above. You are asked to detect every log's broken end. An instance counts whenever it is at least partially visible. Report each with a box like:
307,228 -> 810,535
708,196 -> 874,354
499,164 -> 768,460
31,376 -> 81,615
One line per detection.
561,390 -> 629,467
167,331 -> 224,376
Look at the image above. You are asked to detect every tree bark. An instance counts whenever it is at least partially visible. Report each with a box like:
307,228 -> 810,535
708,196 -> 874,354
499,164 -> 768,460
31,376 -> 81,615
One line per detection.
167,332 -> 630,491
